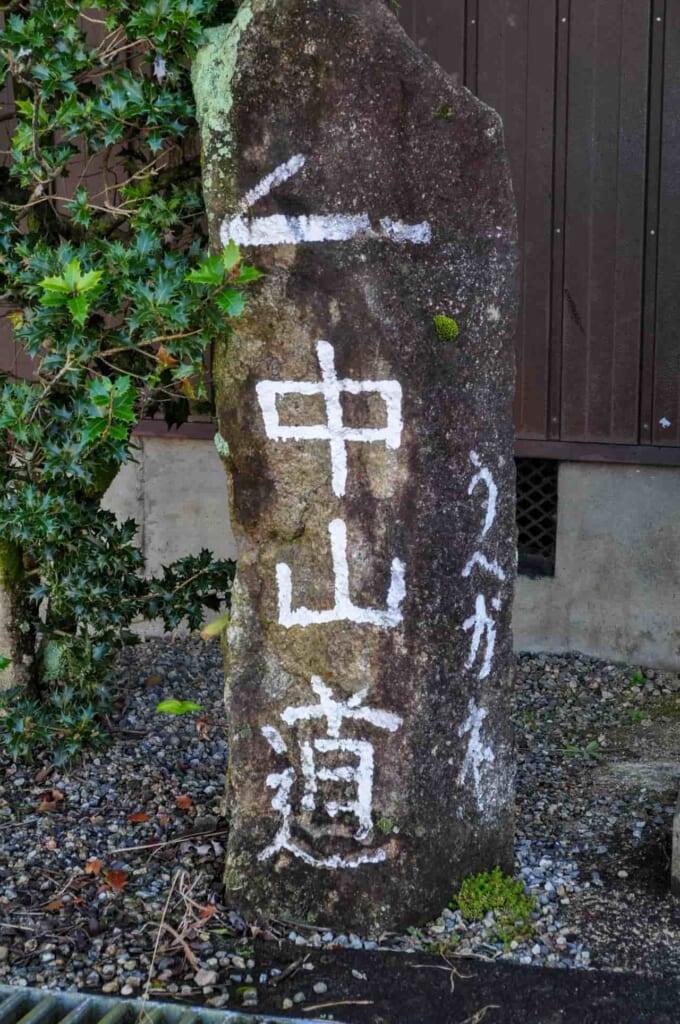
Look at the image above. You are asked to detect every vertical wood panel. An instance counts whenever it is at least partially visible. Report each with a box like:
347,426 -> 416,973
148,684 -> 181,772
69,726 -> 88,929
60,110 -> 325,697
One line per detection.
652,3 -> 680,445
560,0 -> 650,443
477,0 -> 557,439
399,0 -> 467,81
639,0 -> 666,445
465,0 -> 479,92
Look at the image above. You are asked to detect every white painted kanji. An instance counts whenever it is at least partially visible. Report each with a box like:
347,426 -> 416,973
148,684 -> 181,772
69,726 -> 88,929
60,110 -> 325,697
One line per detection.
259,677 -> 403,868
221,153 -> 431,248
256,340 -> 403,498
463,593 -> 501,680
277,518 -> 405,629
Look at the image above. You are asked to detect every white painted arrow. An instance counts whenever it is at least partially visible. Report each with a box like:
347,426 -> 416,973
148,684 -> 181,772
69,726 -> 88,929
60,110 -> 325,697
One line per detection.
220,153 -> 432,248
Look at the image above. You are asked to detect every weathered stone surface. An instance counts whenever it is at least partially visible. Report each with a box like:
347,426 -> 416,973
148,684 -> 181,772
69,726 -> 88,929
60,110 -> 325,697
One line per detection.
0,540 -> 32,691
194,0 -> 517,932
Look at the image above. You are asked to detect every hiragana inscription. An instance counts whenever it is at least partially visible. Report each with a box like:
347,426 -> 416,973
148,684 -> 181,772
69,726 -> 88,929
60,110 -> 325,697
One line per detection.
461,452 -> 505,680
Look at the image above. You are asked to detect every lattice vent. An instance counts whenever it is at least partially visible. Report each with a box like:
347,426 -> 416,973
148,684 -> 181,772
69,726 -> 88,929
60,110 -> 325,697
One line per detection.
516,458 -> 558,577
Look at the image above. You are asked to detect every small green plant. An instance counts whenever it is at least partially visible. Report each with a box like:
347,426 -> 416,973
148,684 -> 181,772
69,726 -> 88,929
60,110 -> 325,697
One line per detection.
624,708 -> 649,724
433,315 -> 460,341
450,867 -> 536,947
629,670 -> 645,688
406,925 -> 460,955
562,739 -> 603,762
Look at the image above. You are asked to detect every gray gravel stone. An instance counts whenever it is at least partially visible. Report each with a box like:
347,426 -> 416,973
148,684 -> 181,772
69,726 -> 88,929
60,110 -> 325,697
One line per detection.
1,641 -> 679,991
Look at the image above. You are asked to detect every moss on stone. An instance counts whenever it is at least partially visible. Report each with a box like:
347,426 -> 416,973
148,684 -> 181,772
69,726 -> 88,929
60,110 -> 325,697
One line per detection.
224,866 -> 243,891
0,541 -> 21,588
433,101 -> 453,120
433,315 -> 460,341
639,693 -> 680,721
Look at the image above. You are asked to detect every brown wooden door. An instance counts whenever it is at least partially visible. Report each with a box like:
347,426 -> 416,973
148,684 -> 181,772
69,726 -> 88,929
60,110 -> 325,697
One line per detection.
400,0 -> 680,460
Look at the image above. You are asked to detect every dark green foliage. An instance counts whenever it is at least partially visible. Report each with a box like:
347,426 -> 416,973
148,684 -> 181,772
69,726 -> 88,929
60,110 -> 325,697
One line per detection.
0,2 -> 255,762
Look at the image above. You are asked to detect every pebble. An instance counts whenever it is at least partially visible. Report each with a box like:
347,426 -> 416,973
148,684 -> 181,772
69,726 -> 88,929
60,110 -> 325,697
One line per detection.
313,981 -> 328,994
2,643 -> 678,992
241,988 -> 257,1007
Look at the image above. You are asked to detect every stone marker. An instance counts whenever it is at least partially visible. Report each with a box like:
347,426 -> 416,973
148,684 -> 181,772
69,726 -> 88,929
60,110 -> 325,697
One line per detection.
193,0 -> 518,932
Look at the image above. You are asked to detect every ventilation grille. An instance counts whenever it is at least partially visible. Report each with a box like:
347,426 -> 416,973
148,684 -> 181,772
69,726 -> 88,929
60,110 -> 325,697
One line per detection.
516,458 -> 558,577
0,984 -> 316,1024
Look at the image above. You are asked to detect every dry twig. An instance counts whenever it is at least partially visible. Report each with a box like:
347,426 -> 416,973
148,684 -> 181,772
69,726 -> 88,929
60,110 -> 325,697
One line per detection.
458,1005 -> 500,1024
269,954 -> 309,986
304,1001 -> 374,1013
110,828 -> 227,855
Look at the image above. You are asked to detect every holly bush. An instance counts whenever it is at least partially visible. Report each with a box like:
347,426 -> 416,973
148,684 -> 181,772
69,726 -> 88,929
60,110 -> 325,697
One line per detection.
0,1 -> 255,762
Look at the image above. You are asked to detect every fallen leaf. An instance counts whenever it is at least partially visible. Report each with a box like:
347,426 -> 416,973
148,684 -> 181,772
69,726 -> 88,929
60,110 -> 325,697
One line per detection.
44,897 -> 63,912
103,869 -> 128,891
144,673 -> 163,688
199,904 -> 217,921
195,716 -> 212,739
37,789 -> 65,812
200,613 -> 230,640
175,795 -> 192,810
85,858 -> 102,876
128,812 -> 150,823
156,699 -> 202,716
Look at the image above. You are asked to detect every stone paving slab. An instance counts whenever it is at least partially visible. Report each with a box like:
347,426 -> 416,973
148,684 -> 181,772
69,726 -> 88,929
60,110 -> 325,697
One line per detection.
672,790 -> 680,897
251,945 -> 680,1024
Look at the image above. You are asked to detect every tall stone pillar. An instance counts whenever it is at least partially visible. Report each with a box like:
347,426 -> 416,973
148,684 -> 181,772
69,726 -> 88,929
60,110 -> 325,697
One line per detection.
193,0 -> 518,933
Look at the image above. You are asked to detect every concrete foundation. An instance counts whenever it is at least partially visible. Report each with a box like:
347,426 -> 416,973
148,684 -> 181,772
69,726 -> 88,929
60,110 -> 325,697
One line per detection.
103,436 -> 237,575
515,462 -> 680,670
104,442 -> 680,669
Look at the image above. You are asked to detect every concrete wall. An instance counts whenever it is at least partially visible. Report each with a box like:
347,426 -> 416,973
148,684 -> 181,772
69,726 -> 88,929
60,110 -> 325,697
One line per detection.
103,437 -> 237,574
104,440 -> 680,669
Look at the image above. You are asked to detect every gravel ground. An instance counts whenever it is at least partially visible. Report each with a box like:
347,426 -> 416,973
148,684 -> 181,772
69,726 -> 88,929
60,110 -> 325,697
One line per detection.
1,640 -> 679,1013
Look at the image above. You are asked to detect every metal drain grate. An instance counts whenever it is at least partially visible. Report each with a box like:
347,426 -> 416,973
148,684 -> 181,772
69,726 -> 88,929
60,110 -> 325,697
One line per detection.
0,984 -> 326,1024
515,458 -> 558,577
